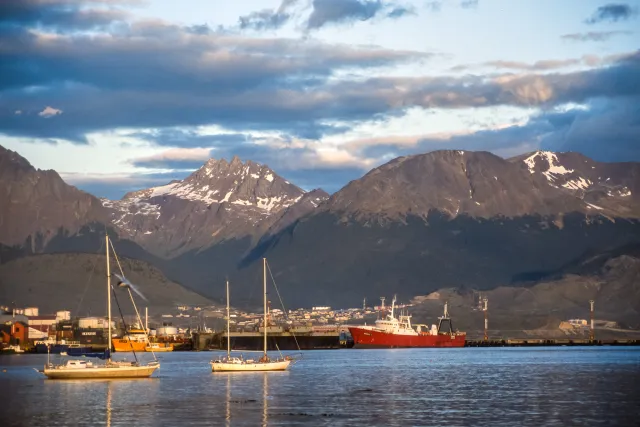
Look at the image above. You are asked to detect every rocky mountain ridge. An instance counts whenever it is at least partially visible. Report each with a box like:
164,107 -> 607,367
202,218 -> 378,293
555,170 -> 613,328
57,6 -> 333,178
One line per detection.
321,150 -> 638,223
2,144 -> 640,308
101,156 -> 328,257
0,145 -> 109,250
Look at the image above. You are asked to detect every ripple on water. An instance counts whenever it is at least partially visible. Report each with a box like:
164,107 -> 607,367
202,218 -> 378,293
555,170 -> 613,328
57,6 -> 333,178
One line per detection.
0,348 -> 639,426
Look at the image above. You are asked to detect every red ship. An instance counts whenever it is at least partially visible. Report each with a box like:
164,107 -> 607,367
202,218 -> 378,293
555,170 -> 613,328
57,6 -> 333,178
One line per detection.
348,296 -> 466,348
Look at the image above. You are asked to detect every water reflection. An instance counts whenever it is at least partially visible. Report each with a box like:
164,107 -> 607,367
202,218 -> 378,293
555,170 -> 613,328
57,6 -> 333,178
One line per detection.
106,381 -> 112,427
225,374 -> 230,426
262,373 -> 268,427
1,350 -> 639,426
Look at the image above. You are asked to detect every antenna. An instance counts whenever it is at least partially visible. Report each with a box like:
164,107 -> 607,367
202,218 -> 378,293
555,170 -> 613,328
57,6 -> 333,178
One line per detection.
589,300 -> 595,342
483,298 -> 488,342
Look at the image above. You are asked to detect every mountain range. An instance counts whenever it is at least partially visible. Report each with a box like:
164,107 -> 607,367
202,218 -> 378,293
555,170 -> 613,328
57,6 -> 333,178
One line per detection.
1,144 -> 640,312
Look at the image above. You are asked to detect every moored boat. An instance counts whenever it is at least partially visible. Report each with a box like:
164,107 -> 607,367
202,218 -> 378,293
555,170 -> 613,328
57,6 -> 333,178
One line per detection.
41,235 -> 160,379
348,297 -> 466,348
210,259 -> 297,372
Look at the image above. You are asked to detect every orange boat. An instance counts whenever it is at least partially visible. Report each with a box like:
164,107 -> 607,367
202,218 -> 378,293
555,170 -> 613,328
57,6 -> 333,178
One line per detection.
113,329 -> 174,352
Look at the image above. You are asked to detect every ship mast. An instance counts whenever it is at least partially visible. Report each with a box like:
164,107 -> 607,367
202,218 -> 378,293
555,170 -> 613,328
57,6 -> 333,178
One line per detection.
263,257 -> 267,357
391,295 -> 397,319
106,234 -> 112,362
226,279 -> 230,358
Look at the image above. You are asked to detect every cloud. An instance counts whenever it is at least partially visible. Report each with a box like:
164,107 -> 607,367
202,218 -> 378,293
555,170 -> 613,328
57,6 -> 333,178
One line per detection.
451,53 -> 627,72
0,0 -> 132,32
62,171 -> 192,200
306,0 -> 412,30
130,147 -> 214,170
537,97 -> 640,162
460,0 -> 479,9
0,14 -> 427,142
238,0 -> 298,31
38,106 -> 63,118
130,129 -> 249,148
1,47 -> 637,145
585,3 -> 637,24
561,31 -> 633,42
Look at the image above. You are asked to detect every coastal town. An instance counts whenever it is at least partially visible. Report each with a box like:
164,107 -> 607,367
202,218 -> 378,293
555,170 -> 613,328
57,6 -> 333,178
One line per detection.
0,300 -> 400,353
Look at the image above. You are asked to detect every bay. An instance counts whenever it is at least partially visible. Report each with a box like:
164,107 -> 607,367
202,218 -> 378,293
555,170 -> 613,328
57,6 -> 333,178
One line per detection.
1,347 -> 639,426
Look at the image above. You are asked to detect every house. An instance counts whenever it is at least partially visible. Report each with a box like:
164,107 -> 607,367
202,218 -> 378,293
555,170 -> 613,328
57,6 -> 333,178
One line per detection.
0,321 -> 28,346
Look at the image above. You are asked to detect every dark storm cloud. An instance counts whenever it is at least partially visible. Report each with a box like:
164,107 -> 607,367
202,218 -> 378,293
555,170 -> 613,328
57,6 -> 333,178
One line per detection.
585,3 -> 637,24
238,0 -> 298,30
305,0 -> 412,30
561,31 -> 632,42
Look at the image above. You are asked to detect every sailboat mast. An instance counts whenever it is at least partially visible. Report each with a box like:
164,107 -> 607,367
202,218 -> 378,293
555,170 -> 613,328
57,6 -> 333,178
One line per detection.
106,235 -> 112,360
226,279 -> 230,358
263,258 -> 267,356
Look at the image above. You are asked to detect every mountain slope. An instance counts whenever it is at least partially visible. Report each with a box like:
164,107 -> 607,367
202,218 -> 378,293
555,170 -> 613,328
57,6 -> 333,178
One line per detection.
0,146 -> 109,250
102,156 -> 314,257
410,248 -> 640,338
232,150 -> 640,308
324,150 -> 639,221
512,151 -> 639,217
0,253 -> 213,315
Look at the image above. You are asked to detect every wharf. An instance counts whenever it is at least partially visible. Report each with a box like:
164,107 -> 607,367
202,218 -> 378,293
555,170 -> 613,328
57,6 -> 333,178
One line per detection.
194,331 -> 352,351
465,339 -> 640,347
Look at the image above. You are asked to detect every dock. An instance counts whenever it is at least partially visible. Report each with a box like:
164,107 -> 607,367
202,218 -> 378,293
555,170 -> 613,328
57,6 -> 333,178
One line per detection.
465,339 -> 640,347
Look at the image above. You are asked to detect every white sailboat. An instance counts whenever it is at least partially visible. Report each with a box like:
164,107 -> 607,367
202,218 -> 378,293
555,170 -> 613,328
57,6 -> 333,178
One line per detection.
41,235 -> 160,379
210,258 -> 293,372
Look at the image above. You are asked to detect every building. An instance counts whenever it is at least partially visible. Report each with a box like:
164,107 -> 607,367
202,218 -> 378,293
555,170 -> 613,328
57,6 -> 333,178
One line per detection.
0,321 -> 28,346
27,315 -> 57,328
27,325 -> 50,340
24,307 -> 39,316
56,311 -> 71,321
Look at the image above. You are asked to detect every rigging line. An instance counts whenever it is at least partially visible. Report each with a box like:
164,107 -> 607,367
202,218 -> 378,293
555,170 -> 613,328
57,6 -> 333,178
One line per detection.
74,237 -> 105,316
111,284 -> 139,364
108,238 -> 157,361
265,260 -> 302,355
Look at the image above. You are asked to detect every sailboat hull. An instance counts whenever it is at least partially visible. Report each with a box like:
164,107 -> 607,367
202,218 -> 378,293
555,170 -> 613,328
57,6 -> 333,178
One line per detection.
211,360 -> 291,372
43,364 -> 159,379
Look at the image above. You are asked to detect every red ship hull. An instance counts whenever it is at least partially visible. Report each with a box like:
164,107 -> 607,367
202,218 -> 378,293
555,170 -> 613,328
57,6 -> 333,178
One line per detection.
348,327 -> 466,348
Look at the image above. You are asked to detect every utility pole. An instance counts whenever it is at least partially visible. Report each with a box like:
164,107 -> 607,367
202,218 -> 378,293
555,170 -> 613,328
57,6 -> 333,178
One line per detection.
589,300 -> 595,342
483,298 -> 488,342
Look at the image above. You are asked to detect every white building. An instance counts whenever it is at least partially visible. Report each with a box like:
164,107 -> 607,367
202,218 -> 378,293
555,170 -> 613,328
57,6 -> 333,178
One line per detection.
24,307 -> 39,316
56,311 -> 71,321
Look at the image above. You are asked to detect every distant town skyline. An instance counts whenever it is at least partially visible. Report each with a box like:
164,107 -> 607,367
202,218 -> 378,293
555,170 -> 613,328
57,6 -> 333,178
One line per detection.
1,0 -> 638,198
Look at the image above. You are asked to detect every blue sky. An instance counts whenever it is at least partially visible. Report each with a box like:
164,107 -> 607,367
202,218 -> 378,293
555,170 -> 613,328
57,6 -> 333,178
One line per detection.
0,0 -> 638,198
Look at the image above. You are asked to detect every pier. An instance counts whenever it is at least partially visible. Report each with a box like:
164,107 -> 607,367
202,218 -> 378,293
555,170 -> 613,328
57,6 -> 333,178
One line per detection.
464,339 -> 640,347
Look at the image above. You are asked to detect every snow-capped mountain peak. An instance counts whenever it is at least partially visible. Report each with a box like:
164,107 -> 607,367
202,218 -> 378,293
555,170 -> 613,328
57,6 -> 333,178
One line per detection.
101,157 -> 314,256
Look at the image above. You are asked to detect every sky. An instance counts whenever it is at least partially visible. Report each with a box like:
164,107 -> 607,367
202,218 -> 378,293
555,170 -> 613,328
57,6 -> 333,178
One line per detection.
0,0 -> 639,199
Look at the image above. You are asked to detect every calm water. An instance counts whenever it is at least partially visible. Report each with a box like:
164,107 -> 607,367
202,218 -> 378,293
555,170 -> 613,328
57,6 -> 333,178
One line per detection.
1,348 -> 639,426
